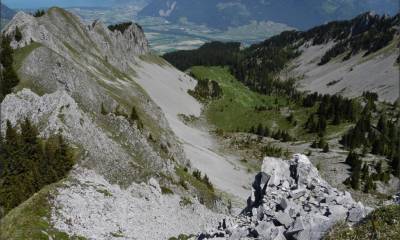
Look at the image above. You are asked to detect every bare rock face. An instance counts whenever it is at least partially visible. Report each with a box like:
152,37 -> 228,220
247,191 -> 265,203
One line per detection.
200,154 -> 371,240
1,7 -> 186,169
0,89 -> 174,186
3,9 -> 149,66
0,8 -> 206,239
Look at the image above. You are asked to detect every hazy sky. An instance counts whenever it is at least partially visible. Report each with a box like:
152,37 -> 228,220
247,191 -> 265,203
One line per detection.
3,0 -> 112,9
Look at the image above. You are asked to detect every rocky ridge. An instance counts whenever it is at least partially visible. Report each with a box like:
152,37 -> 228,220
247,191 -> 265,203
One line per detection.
200,154 -> 371,240
1,7 -> 186,186
0,8 -> 224,239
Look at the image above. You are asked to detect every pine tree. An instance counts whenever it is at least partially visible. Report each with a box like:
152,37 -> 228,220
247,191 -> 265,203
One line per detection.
323,143 -> 329,153
15,26 -> 23,42
256,123 -> 264,136
377,115 -> 387,135
130,106 -> 140,122
249,126 -> 255,134
0,35 -> 20,97
0,120 -> 75,216
101,103 -> 107,115
42,135 -> 59,183
392,151 -> 400,177
310,140 -> 318,148
350,166 -> 361,190
56,134 -> 74,176
361,164 -> 369,180
363,175 -> 375,193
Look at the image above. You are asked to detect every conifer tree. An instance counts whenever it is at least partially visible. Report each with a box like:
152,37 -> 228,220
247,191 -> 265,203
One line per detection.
0,119 -> 75,216
15,26 -> 23,42
0,35 -> 20,97
101,103 -> 107,115
130,106 -> 140,122
323,143 -> 329,153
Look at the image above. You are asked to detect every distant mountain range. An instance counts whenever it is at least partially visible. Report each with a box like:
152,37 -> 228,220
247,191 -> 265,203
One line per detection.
139,0 -> 399,30
1,0 -> 149,9
1,3 -> 16,19
0,3 -> 16,29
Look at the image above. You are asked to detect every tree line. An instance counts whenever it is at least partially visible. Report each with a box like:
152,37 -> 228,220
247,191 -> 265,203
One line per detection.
248,123 -> 294,142
340,94 -> 400,191
108,22 -> 134,34
163,13 -> 398,101
187,76 -> 222,102
163,41 -> 241,71
0,119 -> 75,217
0,35 -> 20,100
303,93 -> 361,134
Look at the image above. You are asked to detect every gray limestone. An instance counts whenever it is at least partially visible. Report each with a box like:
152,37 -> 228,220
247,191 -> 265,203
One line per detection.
201,154 -> 372,240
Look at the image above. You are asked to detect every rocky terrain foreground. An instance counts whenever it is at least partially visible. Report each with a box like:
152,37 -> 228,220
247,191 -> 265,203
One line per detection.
200,154 -> 371,240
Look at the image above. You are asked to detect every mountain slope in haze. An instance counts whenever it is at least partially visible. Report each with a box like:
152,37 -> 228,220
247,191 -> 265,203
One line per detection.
139,0 -> 399,30
3,0 -> 149,9
0,8 -> 225,239
0,3 -> 16,29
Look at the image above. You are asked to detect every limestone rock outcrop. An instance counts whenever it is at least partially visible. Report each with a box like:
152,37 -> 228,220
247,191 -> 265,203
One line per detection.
200,154 -> 371,240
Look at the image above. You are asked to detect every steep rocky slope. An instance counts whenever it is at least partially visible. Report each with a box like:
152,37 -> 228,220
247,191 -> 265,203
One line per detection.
0,8 -> 225,239
288,32 -> 399,102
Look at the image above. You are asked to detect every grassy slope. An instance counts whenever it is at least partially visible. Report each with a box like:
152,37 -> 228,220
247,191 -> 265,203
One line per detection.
175,167 -> 217,209
0,183 -> 86,240
324,205 -> 400,240
190,66 -> 290,132
12,42 -> 47,95
189,66 -> 350,141
13,42 -> 42,71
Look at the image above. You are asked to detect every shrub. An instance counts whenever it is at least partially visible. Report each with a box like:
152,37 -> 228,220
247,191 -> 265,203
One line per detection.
192,169 -> 202,181
161,186 -> 173,195
325,205 -> 400,239
100,103 -> 107,115
180,196 -> 192,206
323,143 -> 329,153
15,27 -> 22,42
262,145 -> 284,158
108,22 -> 133,34
33,9 -> 46,18
0,35 -> 20,98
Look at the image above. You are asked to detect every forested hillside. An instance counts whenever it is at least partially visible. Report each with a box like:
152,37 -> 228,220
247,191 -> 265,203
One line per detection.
164,12 -> 399,100
164,11 -> 400,202
0,120 -> 75,218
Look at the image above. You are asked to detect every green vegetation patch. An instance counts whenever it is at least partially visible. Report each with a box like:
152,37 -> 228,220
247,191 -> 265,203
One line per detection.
324,205 -> 400,240
0,183 -> 86,240
175,167 -> 218,209
140,54 -> 170,66
168,234 -> 194,240
13,42 -> 42,71
189,66 -> 290,132
189,66 -> 356,142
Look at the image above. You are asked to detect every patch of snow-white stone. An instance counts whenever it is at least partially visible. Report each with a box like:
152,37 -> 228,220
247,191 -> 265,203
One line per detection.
51,168 -> 222,240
